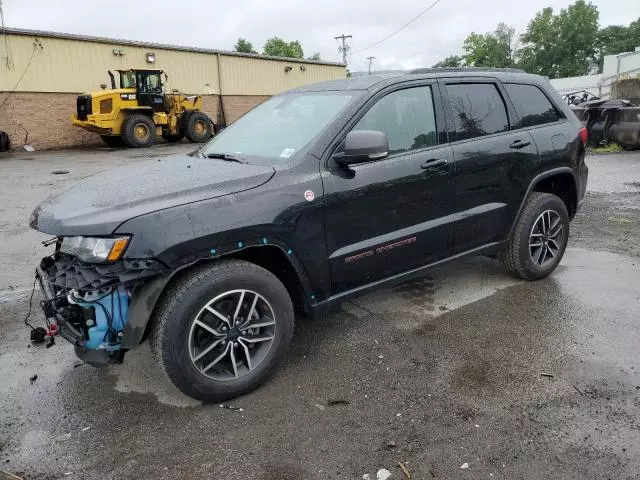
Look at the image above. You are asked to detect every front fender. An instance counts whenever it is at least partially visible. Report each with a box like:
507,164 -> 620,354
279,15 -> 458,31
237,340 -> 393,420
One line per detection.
115,166 -> 330,301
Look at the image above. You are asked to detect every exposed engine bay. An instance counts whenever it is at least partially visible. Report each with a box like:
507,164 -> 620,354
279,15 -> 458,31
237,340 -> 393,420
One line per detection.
34,241 -> 165,364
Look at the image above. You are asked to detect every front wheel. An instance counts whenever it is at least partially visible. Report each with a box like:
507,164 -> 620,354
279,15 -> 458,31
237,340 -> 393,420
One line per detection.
499,192 -> 569,280
122,114 -> 156,148
151,260 -> 294,402
184,112 -> 213,143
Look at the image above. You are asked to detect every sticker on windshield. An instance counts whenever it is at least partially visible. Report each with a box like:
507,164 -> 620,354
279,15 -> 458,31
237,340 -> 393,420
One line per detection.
280,148 -> 296,158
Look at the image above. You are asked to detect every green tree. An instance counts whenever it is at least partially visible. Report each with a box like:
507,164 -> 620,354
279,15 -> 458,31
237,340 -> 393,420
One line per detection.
518,0 -> 599,78
432,55 -> 463,68
234,38 -> 257,54
462,23 -> 516,68
307,52 -> 321,61
263,37 -> 304,58
597,18 -> 640,70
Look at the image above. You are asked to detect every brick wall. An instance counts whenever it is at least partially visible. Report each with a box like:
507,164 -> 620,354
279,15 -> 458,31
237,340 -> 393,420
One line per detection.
0,92 -> 269,150
222,95 -> 270,123
0,92 -> 101,150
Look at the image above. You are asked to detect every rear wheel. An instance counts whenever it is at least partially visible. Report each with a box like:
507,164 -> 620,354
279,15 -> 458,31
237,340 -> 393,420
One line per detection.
499,192 -> 569,280
122,114 -> 156,148
151,260 -> 294,402
100,135 -> 125,147
184,112 -> 213,143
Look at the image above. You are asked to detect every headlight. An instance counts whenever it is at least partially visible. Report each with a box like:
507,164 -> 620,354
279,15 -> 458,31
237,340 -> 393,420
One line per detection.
60,236 -> 130,263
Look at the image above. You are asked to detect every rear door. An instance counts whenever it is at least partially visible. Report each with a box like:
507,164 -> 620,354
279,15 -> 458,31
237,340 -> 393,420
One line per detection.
502,82 -> 570,167
441,79 -> 539,253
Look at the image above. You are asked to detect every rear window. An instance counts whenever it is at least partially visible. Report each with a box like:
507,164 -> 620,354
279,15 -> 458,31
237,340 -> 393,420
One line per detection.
446,83 -> 509,141
504,83 -> 562,128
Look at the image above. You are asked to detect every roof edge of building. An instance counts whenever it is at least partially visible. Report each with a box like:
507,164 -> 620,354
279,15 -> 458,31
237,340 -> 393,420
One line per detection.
0,27 -> 346,68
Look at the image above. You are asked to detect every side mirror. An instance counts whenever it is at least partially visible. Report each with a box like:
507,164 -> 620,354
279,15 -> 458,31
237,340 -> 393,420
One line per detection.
333,130 -> 389,167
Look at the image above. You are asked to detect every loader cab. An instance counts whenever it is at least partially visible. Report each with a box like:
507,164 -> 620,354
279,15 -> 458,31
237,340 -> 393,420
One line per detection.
116,69 -> 166,112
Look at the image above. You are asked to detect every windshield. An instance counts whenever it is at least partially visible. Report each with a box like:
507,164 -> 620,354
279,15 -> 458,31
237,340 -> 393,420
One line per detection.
120,71 -> 136,89
202,91 -> 358,161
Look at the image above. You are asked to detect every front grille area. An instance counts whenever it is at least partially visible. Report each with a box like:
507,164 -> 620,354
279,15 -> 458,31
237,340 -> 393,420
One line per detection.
43,254 -> 166,291
76,95 -> 92,120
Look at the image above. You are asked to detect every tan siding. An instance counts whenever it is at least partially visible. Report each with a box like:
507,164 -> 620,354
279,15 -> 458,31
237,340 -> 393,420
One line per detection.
218,55 -> 345,96
0,34 -> 220,94
1,33 -> 345,96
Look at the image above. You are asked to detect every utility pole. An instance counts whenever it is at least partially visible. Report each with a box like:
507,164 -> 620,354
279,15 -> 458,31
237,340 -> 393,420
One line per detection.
366,56 -> 376,75
334,34 -> 352,65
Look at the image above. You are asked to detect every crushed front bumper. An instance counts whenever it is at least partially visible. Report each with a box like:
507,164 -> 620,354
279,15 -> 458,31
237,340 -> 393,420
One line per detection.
35,254 -> 166,365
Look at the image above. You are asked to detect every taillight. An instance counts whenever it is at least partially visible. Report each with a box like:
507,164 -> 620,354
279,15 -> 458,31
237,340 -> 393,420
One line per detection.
579,127 -> 588,144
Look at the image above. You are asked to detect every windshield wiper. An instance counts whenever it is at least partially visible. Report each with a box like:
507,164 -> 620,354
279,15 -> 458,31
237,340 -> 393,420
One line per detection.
204,152 -> 248,164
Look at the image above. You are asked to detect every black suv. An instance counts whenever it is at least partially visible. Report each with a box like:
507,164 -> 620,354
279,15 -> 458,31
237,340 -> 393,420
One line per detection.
31,69 -> 588,401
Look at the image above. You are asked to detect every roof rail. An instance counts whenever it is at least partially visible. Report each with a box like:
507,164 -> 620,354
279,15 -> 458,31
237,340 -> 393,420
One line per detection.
408,67 -> 526,74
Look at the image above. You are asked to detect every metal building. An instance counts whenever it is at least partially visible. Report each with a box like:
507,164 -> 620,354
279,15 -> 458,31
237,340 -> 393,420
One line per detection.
0,28 -> 346,150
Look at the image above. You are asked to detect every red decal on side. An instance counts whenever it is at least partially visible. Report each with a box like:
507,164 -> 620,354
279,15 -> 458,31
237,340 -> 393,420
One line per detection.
344,250 -> 374,263
375,236 -> 416,254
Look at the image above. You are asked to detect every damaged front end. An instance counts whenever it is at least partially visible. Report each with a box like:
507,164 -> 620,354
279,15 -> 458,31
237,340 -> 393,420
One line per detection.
35,240 -> 166,365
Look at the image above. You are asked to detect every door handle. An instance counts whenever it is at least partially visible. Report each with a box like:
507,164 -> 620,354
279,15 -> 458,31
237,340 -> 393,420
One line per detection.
510,139 -> 531,149
421,158 -> 448,169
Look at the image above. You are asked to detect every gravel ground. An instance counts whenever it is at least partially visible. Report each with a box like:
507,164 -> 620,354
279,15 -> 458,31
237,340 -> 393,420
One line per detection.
0,148 -> 639,480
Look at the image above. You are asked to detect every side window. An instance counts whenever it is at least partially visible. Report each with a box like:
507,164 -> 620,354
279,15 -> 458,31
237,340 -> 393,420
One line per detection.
504,83 -> 562,128
446,83 -> 509,142
353,86 -> 437,155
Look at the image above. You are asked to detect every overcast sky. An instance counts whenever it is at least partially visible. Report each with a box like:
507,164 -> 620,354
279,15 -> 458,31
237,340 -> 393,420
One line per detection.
3,0 -> 640,71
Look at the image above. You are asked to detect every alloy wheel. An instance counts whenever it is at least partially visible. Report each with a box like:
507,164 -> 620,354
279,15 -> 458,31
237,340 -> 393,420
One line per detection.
188,289 -> 276,381
529,209 -> 563,267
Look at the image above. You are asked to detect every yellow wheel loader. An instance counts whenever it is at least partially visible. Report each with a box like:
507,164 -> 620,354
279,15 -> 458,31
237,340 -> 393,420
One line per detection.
71,69 -> 215,148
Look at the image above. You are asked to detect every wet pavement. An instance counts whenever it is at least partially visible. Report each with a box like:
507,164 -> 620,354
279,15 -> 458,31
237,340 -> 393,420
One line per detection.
1,148 -> 639,479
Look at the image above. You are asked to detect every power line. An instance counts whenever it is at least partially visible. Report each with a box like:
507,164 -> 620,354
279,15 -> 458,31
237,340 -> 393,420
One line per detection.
0,0 -> 15,69
334,34 -> 352,65
352,0 -> 445,55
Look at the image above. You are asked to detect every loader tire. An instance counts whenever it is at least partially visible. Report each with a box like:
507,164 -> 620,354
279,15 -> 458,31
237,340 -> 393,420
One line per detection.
123,114 -> 156,148
185,112 -> 213,143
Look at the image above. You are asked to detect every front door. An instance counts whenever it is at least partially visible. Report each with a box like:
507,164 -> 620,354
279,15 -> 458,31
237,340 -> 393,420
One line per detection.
322,83 -> 455,294
441,80 -> 539,253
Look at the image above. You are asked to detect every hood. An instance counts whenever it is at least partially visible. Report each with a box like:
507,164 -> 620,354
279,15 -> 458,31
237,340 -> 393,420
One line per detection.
88,88 -> 134,99
33,154 -> 275,236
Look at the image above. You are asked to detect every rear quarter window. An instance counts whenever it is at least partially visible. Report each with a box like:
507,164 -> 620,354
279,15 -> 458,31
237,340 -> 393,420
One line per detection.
504,83 -> 562,128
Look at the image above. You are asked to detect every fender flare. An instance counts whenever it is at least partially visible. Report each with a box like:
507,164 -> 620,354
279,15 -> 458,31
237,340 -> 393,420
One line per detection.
120,243 -> 312,349
507,167 -> 578,238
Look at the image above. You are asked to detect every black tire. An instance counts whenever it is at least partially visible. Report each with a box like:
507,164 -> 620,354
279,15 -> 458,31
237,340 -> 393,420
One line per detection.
499,192 -> 569,280
151,259 -> 294,402
184,111 -> 213,143
100,135 -> 125,147
122,114 -> 156,148
162,132 -> 184,143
